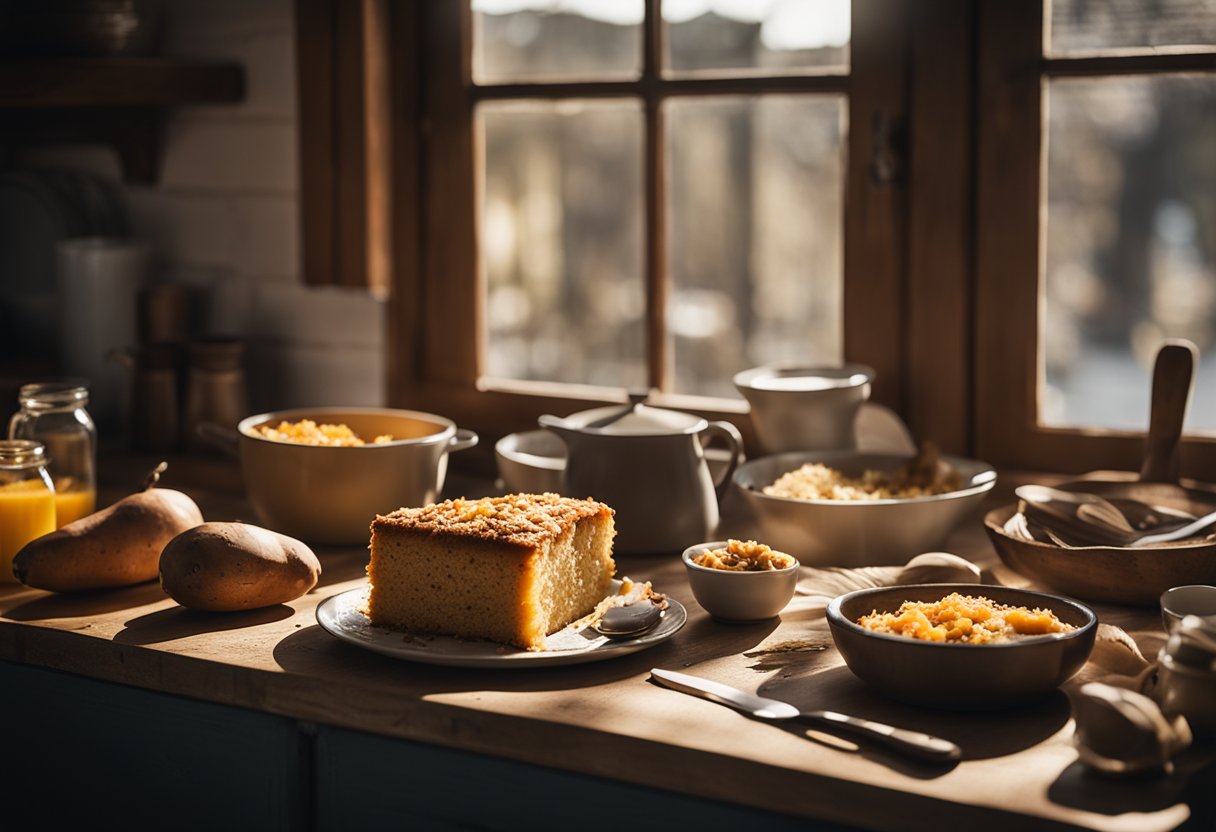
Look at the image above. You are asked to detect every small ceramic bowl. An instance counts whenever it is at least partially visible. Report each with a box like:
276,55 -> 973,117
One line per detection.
827,584 -> 1098,709
495,429 -> 565,493
681,540 -> 800,623
1160,585 -> 1216,634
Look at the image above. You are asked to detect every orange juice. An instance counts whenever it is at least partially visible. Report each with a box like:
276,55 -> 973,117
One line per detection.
0,480 -> 56,583
54,486 -> 96,527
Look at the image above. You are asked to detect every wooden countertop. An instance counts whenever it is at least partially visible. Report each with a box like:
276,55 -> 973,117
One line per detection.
1,454 -> 1212,831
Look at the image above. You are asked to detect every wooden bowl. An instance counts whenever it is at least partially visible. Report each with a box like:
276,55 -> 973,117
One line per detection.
827,583 -> 1097,709
985,504 -> 1216,606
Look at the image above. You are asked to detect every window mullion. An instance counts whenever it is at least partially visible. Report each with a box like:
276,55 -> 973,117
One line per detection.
643,0 -> 667,391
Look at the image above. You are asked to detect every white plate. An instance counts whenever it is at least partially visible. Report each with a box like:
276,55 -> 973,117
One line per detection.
315,581 -> 687,668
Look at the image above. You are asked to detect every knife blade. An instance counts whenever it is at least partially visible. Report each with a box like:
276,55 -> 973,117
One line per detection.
650,668 -> 961,763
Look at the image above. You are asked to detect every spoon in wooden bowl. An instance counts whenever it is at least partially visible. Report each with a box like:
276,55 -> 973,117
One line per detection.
1017,485 -> 1216,548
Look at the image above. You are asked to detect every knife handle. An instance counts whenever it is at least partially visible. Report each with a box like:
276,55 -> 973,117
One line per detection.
806,710 -> 961,763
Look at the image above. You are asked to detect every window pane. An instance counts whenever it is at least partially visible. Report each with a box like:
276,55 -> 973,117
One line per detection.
473,0 -> 643,84
481,100 -> 646,389
1049,0 -> 1216,54
666,95 -> 845,398
663,0 -> 849,76
1043,75 -> 1216,432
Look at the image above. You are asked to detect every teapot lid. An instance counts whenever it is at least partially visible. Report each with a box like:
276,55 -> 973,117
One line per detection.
564,404 -> 707,436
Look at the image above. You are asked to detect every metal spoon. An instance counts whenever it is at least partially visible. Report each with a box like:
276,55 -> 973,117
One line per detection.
593,602 -> 663,639
1132,510 -> 1216,547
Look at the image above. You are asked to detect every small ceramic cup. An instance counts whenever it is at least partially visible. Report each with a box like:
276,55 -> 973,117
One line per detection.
733,363 -> 874,454
682,540 -> 800,623
494,430 -> 565,494
1160,585 -> 1216,634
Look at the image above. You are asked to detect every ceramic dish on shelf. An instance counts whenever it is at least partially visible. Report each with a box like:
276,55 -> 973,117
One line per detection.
734,450 -> 996,566
826,583 -> 1097,709
316,581 -> 687,667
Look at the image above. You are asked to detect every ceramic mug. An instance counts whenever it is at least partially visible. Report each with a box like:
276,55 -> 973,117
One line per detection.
734,363 -> 874,454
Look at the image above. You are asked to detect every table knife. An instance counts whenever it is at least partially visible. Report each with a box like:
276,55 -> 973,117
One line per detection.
650,668 -> 961,764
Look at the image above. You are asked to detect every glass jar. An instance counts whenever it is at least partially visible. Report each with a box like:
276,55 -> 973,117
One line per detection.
182,339 -> 247,452
0,440 -> 56,582
8,381 -> 97,527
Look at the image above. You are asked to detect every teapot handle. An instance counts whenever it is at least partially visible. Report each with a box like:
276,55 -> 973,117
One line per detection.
704,420 -> 743,501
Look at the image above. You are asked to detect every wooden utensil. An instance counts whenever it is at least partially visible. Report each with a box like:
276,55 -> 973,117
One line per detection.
986,340 -> 1216,605
1057,340 -> 1215,516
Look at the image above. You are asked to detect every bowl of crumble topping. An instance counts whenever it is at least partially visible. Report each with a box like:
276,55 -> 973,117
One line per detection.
734,445 -> 996,566
204,407 -> 478,545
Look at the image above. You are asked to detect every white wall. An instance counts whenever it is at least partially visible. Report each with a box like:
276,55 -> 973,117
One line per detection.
23,0 -> 386,412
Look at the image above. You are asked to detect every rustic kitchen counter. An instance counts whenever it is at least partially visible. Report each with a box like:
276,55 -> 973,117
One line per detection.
1,453 -> 1212,831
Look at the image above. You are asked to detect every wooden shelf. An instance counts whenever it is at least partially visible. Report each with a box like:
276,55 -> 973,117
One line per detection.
0,58 -> 243,107
0,58 -> 245,183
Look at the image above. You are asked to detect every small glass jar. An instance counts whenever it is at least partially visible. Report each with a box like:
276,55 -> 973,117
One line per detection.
0,440 -> 56,582
8,381 -> 97,527
182,339 -> 248,452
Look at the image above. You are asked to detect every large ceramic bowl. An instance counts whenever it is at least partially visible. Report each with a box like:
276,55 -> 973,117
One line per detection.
734,450 -> 996,566
827,583 -> 1097,709
985,503 -> 1216,606
233,407 -> 477,545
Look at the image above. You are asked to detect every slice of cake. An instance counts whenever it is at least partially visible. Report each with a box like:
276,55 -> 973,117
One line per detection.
367,493 -> 616,650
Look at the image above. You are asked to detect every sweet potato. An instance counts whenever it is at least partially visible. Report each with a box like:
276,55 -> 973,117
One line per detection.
159,522 -> 320,611
13,464 -> 203,591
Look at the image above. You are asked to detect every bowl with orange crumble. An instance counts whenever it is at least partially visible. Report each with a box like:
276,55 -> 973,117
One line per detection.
231,407 -> 478,545
826,583 -> 1097,708
682,539 -> 800,622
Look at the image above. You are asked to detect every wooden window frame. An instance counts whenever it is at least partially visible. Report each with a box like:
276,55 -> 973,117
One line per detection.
379,0 -> 978,460
295,0 -> 392,294
294,1 -> 1215,473
974,2 -> 1216,477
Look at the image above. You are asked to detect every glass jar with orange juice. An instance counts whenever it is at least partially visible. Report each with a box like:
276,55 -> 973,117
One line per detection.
8,381 -> 96,527
0,440 -> 56,582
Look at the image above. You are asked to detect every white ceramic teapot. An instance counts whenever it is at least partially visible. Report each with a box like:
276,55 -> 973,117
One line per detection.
538,405 -> 743,555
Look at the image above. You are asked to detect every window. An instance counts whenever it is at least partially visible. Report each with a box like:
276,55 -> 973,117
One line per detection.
975,1 -> 1216,475
390,0 -> 933,450
300,1 -> 1211,472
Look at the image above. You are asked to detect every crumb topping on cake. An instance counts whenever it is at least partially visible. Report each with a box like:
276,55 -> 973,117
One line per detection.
374,493 -> 614,549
